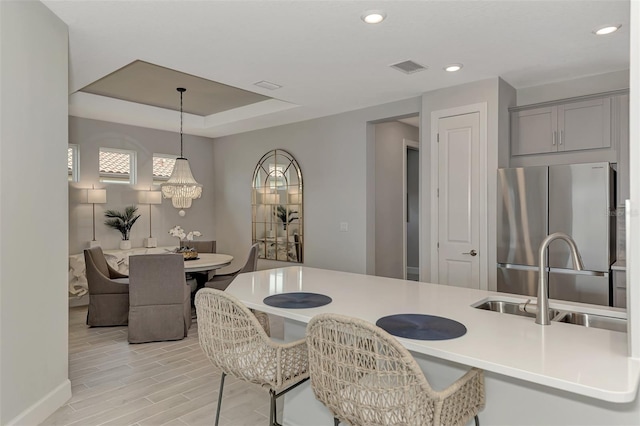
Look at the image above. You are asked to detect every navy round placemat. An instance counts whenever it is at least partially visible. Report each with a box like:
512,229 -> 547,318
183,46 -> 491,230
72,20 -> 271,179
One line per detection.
263,292 -> 332,309
376,314 -> 467,341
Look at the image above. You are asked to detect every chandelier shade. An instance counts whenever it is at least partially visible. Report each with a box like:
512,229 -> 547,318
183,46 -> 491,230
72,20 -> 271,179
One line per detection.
161,158 -> 202,208
161,87 -> 203,210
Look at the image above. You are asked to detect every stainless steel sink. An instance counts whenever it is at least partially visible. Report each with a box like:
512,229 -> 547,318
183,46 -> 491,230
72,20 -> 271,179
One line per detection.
553,312 -> 627,333
473,299 -> 626,332
474,300 -> 560,319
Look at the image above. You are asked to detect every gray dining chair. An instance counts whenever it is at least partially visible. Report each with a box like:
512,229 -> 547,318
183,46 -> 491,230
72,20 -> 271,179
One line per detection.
128,253 -> 191,343
195,288 -> 309,426
181,240 -> 216,253
181,240 -> 217,292
203,243 -> 270,334
306,313 -> 485,426
204,243 -> 258,291
84,246 -> 129,326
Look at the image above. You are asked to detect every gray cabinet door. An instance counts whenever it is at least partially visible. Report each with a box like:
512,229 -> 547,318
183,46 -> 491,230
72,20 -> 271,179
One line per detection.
558,98 -> 611,152
511,107 -> 557,155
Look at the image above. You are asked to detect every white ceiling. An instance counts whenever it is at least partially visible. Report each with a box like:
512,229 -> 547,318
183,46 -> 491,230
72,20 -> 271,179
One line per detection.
43,0 -> 630,138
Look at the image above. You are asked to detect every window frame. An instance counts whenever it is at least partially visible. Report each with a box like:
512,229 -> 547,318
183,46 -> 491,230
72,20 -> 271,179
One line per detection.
68,144 -> 80,182
99,147 -> 137,185
152,153 -> 178,184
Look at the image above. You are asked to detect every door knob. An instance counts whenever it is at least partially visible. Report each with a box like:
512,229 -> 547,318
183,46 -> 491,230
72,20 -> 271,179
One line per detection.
462,249 -> 478,256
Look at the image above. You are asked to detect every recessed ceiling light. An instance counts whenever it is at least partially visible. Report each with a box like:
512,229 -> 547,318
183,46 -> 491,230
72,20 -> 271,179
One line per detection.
361,10 -> 386,24
593,25 -> 621,35
444,64 -> 463,72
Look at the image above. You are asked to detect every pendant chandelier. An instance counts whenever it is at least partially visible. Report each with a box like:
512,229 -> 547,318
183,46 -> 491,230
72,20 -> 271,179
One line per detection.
161,87 -> 202,212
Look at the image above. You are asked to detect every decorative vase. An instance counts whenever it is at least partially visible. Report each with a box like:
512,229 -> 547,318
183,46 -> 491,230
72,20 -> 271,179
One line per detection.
119,240 -> 132,250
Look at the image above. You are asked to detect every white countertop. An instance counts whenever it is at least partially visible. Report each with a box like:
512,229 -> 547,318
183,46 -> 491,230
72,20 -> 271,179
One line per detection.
227,266 -> 640,403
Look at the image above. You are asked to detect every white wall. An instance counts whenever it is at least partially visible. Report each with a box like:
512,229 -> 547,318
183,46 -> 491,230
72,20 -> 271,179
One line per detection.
517,69 -> 630,106
212,98 -> 421,274
421,78 -> 514,291
68,117 -> 216,255
627,0 -> 639,358
374,121 -> 419,279
0,2 -> 71,424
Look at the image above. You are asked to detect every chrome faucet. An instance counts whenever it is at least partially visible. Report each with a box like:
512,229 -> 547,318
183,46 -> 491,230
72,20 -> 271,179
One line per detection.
520,232 -> 584,325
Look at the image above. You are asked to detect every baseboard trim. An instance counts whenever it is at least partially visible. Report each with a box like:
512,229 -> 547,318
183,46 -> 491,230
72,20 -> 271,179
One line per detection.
6,379 -> 71,426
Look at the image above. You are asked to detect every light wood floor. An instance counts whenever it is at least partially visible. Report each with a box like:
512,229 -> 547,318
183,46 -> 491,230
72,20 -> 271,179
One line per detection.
42,307 -> 286,426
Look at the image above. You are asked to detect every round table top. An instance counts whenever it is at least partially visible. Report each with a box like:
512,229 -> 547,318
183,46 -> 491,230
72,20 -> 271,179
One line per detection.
184,253 -> 233,272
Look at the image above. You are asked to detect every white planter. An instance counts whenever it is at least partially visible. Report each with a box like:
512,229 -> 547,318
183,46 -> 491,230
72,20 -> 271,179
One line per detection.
119,240 -> 132,250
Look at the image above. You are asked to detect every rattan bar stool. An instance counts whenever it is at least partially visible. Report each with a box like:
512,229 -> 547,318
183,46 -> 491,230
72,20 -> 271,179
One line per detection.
306,313 -> 485,426
195,288 -> 309,426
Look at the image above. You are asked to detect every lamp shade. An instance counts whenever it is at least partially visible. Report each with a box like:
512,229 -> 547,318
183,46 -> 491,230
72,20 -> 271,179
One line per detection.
137,190 -> 162,205
87,188 -> 107,204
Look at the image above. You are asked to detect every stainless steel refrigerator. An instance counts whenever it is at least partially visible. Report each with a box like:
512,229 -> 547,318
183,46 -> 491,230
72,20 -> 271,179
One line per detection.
497,162 -> 615,306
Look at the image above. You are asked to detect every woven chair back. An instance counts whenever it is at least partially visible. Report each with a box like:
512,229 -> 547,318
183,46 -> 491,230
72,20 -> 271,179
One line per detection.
307,313 -> 440,425
195,288 -> 277,386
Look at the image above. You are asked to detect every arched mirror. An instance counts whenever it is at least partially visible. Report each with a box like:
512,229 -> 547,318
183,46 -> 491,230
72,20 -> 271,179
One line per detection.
252,149 -> 303,262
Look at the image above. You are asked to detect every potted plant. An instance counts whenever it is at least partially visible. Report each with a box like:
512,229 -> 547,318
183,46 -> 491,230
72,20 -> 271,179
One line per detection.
275,205 -> 298,231
104,205 -> 141,250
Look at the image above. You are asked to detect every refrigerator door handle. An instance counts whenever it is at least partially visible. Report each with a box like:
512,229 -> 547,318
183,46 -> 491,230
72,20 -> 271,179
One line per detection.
548,267 -> 608,277
497,263 -> 539,271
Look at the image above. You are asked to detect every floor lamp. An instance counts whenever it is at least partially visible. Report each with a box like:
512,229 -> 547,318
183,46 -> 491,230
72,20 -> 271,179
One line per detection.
87,188 -> 107,248
138,190 -> 162,247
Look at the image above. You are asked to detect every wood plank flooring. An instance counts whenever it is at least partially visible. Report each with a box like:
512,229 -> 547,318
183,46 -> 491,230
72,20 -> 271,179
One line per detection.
42,307 -> 285,426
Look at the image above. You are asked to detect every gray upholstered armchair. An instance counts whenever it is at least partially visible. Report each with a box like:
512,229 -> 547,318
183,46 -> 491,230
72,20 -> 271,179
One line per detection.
84,246 -> 129,327
180,240 -> 216,253
205,243 -> 258,291
127,253 -> 191,343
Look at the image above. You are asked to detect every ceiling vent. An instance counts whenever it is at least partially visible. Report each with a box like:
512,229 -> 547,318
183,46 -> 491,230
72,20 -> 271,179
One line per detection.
389,60 -> 427,74
254,80 -> 282,90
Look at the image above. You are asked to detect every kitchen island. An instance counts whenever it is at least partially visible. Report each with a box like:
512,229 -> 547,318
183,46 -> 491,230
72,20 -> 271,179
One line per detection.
227,266 -> 640,425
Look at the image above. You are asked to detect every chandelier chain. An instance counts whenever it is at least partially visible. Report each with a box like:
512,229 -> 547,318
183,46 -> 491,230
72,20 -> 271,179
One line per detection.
180,88 -> 184,158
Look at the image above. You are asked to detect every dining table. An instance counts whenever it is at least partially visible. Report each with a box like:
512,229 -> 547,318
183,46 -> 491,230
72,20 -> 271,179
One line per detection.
183,252 -> 233,273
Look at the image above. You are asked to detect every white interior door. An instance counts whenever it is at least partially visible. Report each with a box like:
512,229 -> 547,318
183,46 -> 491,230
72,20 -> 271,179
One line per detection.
437,112 -> 480,288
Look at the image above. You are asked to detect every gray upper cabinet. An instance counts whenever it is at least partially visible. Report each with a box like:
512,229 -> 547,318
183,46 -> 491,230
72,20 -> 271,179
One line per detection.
511,106 -> 556,155
557,98 -> 611,151
511,95 -> 612,156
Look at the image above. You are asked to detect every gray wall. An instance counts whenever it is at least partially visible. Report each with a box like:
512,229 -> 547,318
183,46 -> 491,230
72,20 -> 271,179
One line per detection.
0,2 -> 71,424
212,98 -> 421,273
68,117 -> 216,255
517,69 -> 629,106
374,121 -> 419,279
